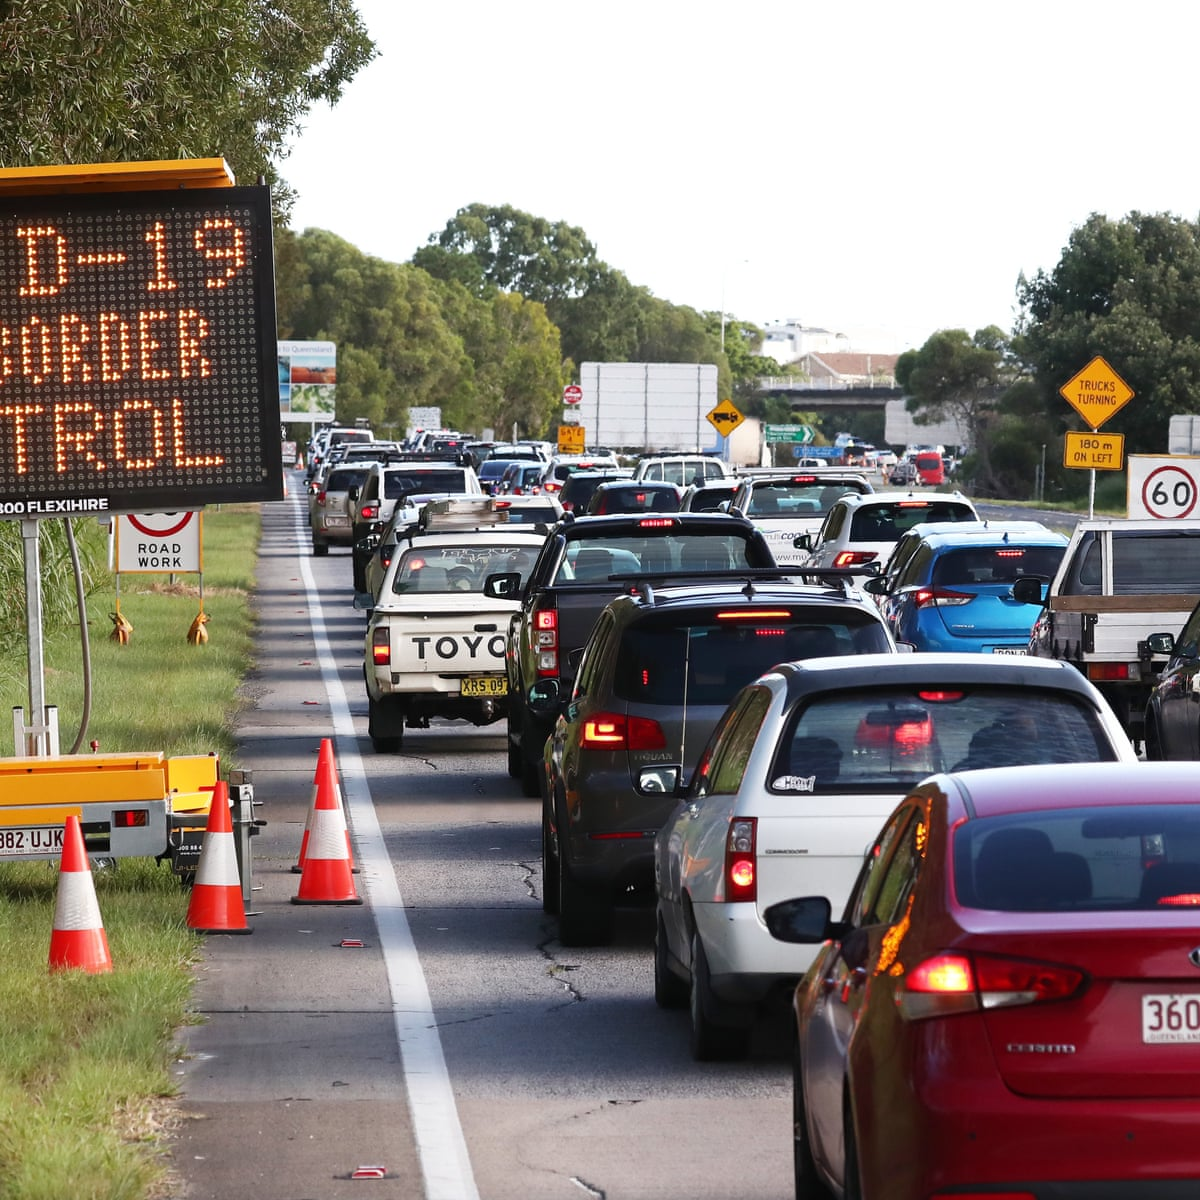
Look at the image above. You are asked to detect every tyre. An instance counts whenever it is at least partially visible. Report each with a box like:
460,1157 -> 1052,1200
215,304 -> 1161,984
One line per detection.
541,808 -> 560,915
688,931 -> 750,1061
557,848 -> 611,946
507,725 -> 523,780
842,1098 -> 863,1200
312,537 -> 329,557
1144,712 -> 1164,760
520,714 -> 543,798
654,910 -> 689,1009
793,1040 -> 834,1199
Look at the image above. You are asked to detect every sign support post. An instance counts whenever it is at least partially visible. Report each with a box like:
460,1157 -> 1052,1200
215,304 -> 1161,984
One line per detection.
1058,356 -> 1135,518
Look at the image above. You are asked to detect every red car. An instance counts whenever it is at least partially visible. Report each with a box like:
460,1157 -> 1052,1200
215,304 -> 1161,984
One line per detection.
766,759 -> 1200,1199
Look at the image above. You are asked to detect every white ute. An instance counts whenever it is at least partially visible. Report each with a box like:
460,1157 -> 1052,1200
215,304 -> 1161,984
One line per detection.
361,498 -> 550,751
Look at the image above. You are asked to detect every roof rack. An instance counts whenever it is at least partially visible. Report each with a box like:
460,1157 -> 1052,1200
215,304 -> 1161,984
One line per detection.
605,565 -> 874,599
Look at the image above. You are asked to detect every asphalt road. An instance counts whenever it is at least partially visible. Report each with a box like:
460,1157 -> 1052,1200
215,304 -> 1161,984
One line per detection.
168,473 -> 793,1200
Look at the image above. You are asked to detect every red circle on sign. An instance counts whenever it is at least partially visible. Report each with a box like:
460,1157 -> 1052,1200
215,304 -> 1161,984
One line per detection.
563,385 -> 582,405
127,512 -> 195,538
1141,466 -> 1198,519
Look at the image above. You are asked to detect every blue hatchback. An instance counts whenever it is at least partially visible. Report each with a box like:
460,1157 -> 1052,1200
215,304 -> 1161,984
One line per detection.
865,520 -> 1068,653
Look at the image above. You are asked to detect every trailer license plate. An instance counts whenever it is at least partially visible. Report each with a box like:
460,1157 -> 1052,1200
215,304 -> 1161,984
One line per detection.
0,826 -> 65,857
461,676 -> 507,698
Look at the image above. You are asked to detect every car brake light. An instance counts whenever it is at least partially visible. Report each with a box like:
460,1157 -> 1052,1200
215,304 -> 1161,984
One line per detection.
316,491 -> 328,506
371,626 -> 391,667
715,610 -> 791,620
1088,662 -> 1136,682
360,502 -> 379,520
637,517 -> 676,528
913,587 -> 973,609
723,818 -> 756,902
898,951 -> 1084,1020
534,604 -> 559,677
112,809 -> 148,828
578,712 -> 667,751
833,550 -> 877,567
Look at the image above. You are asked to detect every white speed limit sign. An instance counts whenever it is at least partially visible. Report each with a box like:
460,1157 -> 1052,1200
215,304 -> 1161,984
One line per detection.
1128,455 -> 1200,519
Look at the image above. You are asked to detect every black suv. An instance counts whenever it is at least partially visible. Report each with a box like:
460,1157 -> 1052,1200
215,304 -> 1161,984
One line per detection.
537,574 -> 897,944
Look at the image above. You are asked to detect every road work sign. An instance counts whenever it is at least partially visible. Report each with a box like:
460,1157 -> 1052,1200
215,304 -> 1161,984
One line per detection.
1058,356 -> 1134,429
1064,430 -> 1124,471
115,510 -> 202,572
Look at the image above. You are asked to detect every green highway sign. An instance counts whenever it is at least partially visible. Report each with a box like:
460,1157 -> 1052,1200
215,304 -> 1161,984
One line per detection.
765,424 -> 815,445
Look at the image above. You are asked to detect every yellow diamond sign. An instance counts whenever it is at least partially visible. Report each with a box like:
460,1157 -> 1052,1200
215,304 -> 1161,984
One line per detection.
1058,356 -> 1134,429
707,398 -> 744,435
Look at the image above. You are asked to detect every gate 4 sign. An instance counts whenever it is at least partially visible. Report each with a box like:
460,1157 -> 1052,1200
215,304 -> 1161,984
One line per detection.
1127,456 -> 1200,520
1058,356 -> 1134,429
115,511 -> 202,572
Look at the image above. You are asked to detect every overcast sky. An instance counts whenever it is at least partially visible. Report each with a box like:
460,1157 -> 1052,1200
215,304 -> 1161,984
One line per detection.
281,0 -> 1200,354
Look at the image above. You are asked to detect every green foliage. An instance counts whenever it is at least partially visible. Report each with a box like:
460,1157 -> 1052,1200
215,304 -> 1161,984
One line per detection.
1016,212 -> 1200,454
0,0 -> 376,213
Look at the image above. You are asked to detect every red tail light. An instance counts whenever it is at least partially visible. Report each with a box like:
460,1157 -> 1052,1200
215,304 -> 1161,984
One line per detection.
637,517 -> 676,529
112,809 -> 148,828
898,951 -> 1085,1020
723,818 -> 756,902
360,502 -> 380,521
371,626 -> 391,666
833,550 -> 877,568
913,586 -> 973,609
533,603 -> 559,678
1088,662 -> 1136,681
316,491 -> 328,506
578,712 -> 666,750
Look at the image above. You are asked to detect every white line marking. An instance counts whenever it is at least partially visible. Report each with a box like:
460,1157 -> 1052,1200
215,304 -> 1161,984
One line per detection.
292,492 -> 480,1200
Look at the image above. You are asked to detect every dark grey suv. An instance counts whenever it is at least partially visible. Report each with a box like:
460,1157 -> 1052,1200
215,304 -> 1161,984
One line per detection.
538,574 -> 898,944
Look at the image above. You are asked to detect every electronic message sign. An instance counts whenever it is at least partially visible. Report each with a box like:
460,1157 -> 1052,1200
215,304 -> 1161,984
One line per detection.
0,185 -> 281,516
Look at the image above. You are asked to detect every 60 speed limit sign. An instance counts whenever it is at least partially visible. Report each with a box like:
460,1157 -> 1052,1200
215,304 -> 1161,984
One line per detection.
1128,455 -> 1200,519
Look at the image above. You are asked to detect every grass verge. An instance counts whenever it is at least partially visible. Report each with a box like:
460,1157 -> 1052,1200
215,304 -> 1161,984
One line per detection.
0,503 -> 260,1200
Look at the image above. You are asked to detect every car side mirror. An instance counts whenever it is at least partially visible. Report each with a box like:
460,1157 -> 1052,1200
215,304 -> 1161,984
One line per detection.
1146,632 -> 1176,655
527,679 -> 561,719
636,764 -> 683,796
794,533 -> 813,551
483,571 -> 522,599
861,575 -> 888,595
762,896 -> 845,944
347,484 -> 360,502
1011,576 -> 1046,605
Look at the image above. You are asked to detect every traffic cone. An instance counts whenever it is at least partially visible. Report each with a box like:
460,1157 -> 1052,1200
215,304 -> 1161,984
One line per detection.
186,780 -> 252,934
49,815 -> 113,974
293,738 -> 356,873
292,753 -> 362,905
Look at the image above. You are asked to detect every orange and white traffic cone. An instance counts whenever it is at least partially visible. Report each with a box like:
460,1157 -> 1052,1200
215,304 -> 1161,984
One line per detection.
292,753 -> 362,905
293,738 -> 357,874
186,780 -> 252,934
49,815 -> 113,974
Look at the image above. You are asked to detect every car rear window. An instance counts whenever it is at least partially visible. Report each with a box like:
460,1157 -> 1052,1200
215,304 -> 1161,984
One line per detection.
325,467 -> 371,492
554,531 -> 759,582
748,478 -> 869,517
391,544 -> 540,595
685,485 -> 737,512
850,501 -> 975,542
954,805 -> 1200,912
384,470 -> 472,497
614,611 -> 893,706
932,545 -> 1065,586
770,687 -> 1116,794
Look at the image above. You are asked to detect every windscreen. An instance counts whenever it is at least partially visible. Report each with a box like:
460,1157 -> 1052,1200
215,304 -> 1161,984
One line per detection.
954,805 -> 1200,912
325,467 -> 371,493
770,686 -> 1115,794
849,501 -> 975,542
391,543 -> 540,595
747,478 -> 868,518
384,470 -> 471,498
554,530 -> 760,582
614,612 -> 893,706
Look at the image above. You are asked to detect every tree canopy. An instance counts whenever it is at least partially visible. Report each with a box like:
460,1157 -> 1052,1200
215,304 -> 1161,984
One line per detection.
0,0 -> 376,210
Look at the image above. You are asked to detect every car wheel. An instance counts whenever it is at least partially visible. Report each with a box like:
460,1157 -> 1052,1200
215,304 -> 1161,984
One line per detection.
842,1098 -> 863,1200
519,714 -> 543,798
312,538 -> 329,557
367,695 -> 403,753
352,560 -> 367,593
688,931 -> 750,1061
507,723 -> 523,780
793,1040 -> 833,1199
654,909 -> 689,1009
541,807 -> 560,915
557,845 -> 611,946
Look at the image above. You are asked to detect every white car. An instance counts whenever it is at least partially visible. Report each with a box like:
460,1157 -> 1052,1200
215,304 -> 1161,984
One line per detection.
727,471 -> 874,565
797,489 -> 977,581
651,653 -> 1138,1060
632,455 -> 731,487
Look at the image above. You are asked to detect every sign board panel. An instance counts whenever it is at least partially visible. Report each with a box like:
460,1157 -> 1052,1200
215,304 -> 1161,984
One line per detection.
1128,455 -> 1200,520
278,339 -> 336,422
115,510 -> 201,572
0,185 -> 281,516
563,384 -> 582,406
1058,356 -> 1134,429
557,424 -> 586,454
765,424 -> 814,444
1063,430 -> 1124,471
707,398 -> 744,436
578,362 -> 719,452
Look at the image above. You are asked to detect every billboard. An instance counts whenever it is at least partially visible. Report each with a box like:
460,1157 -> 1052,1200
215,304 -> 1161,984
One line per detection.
0,185 -> 282,515
279,339 -> 336,422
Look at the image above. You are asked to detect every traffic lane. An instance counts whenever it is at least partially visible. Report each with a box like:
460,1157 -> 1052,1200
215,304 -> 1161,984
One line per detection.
359,738 -> 793,1200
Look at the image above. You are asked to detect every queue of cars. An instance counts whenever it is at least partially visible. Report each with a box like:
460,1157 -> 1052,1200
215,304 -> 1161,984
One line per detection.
302,436 -> 1200,1192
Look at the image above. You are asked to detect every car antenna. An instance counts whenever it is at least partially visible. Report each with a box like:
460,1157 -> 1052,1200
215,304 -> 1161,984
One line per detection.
741,577 -> 757,599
